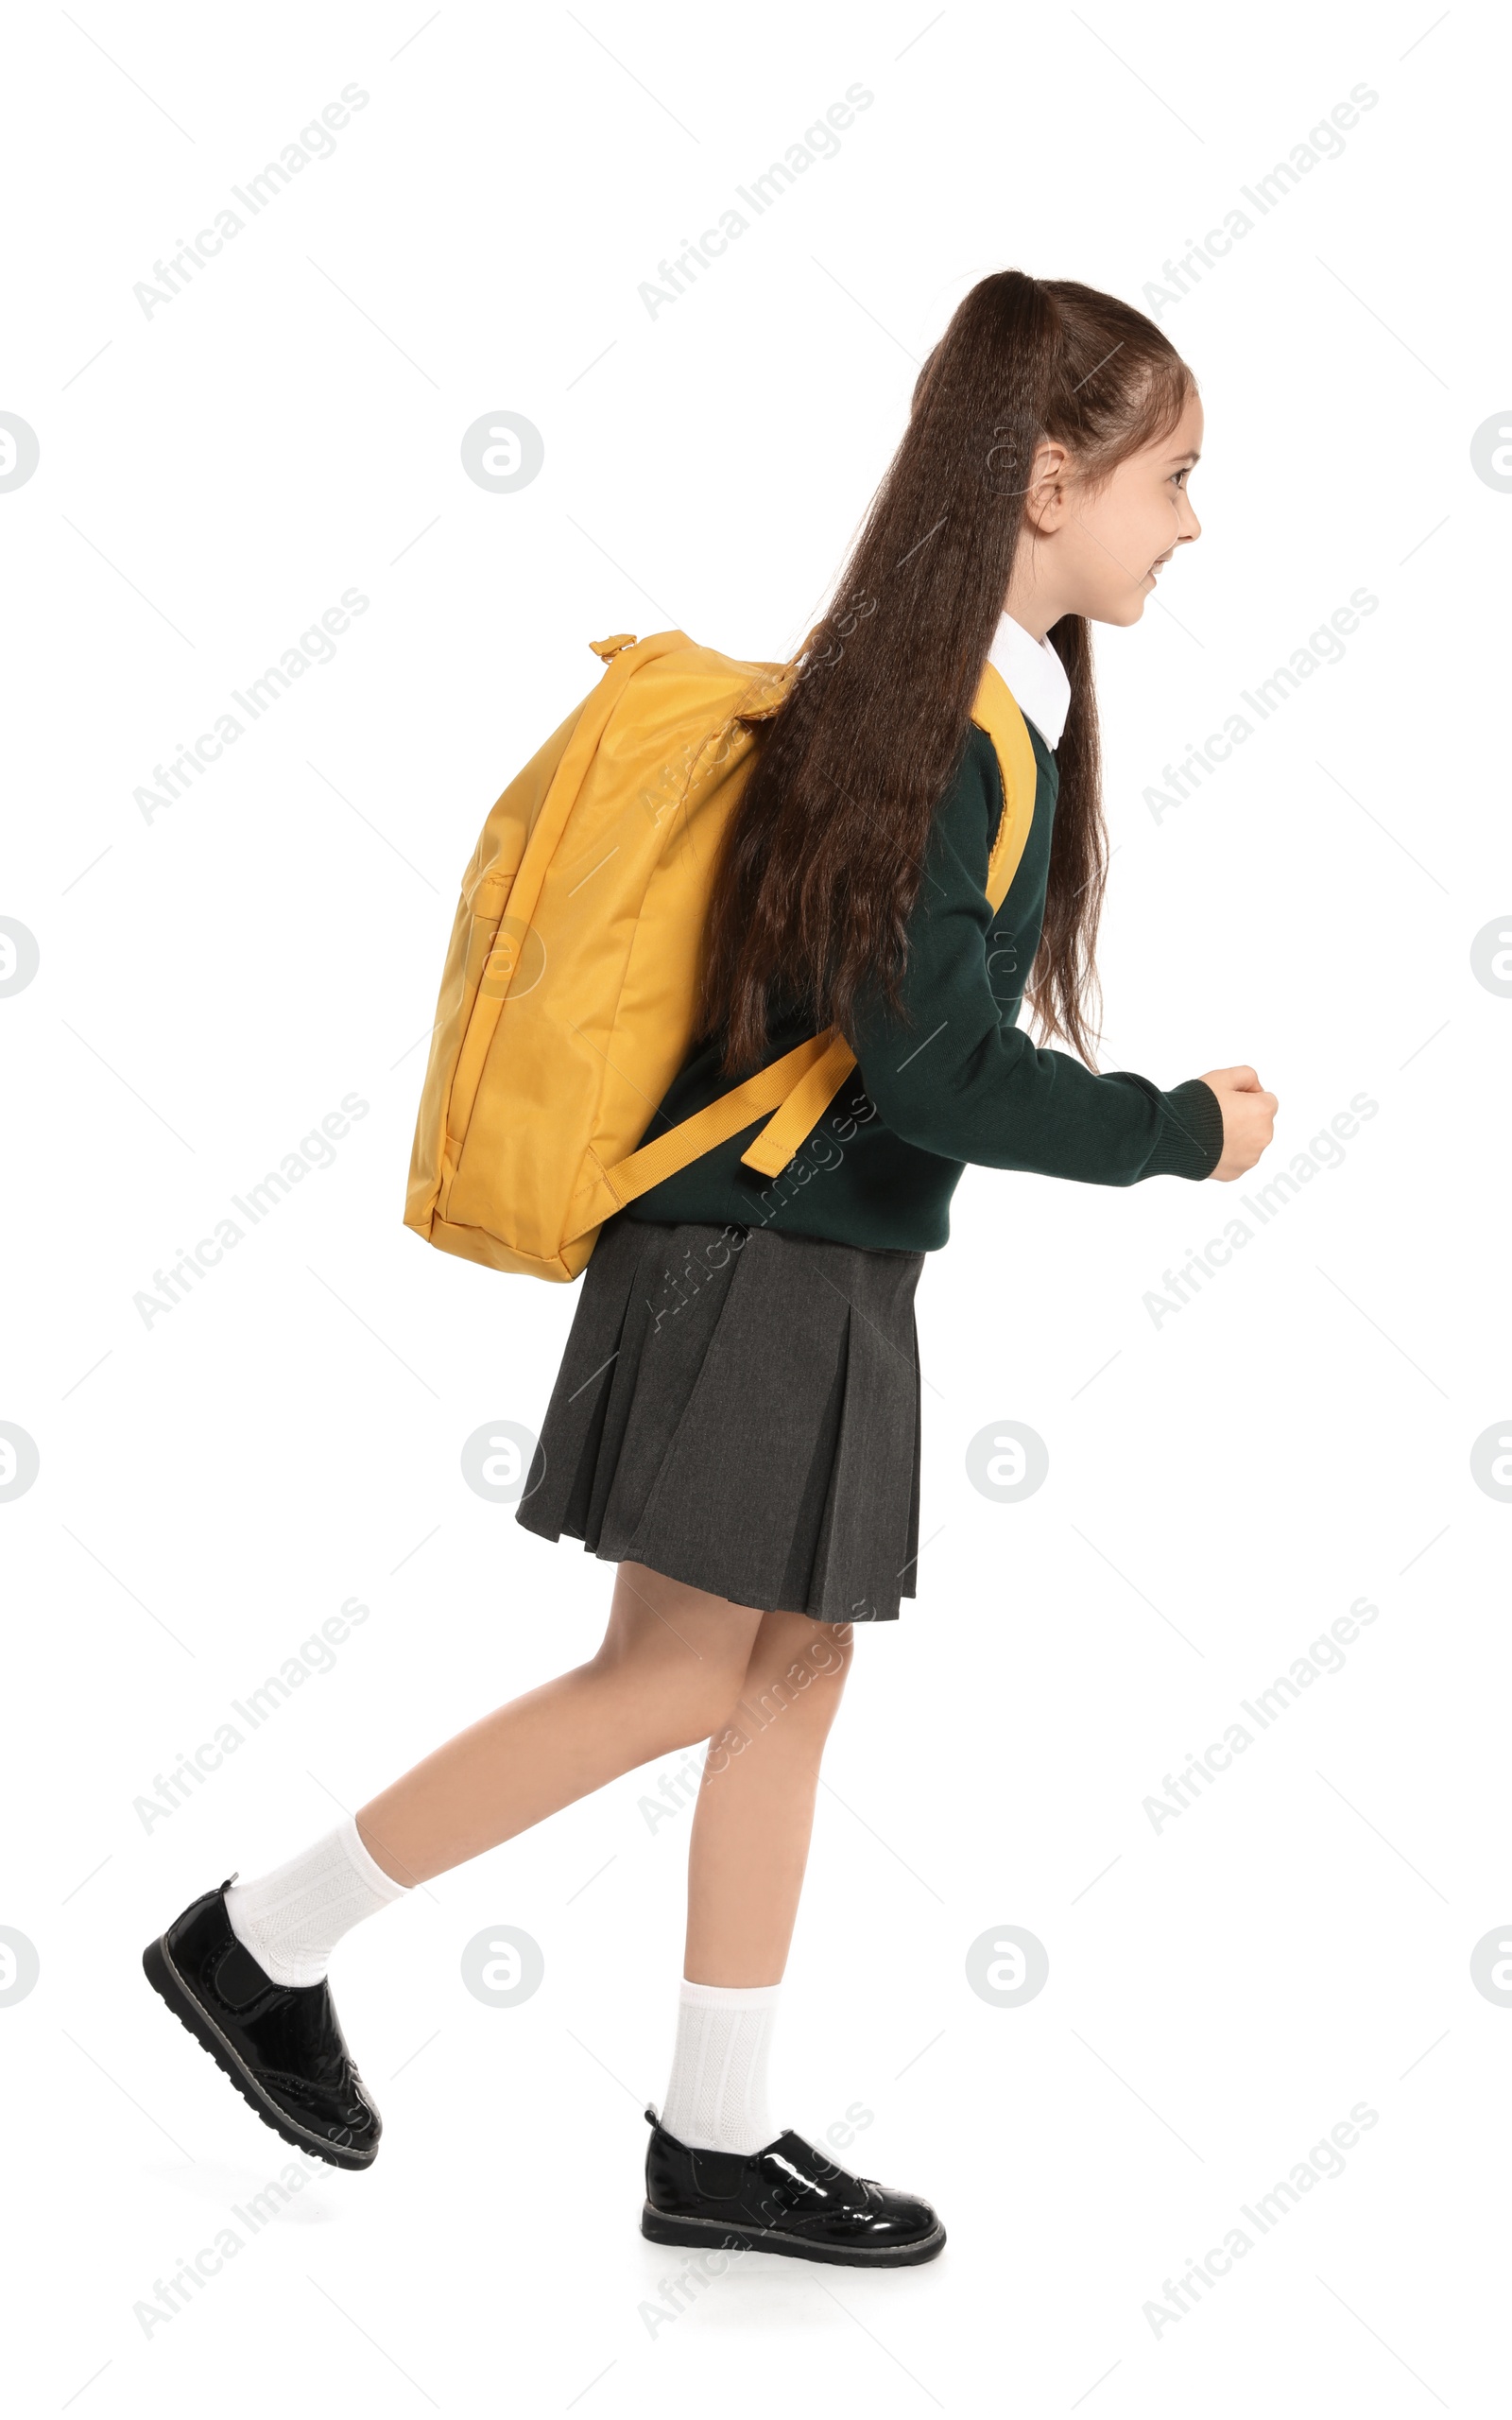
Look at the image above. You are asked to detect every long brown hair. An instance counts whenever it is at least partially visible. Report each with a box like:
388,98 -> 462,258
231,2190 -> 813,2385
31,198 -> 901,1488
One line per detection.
697,270 -> 1194,1074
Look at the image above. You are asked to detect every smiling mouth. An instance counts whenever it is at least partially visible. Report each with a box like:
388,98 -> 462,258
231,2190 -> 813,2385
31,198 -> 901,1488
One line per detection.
1147,551 -> 1175,579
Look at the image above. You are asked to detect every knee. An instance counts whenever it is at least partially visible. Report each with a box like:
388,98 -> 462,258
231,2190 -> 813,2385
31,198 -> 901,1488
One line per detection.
663,1696 -> 747,1753
667,1647 -> 766,1746
677,1626 -> 855,1747
585,1635 -> 754,1752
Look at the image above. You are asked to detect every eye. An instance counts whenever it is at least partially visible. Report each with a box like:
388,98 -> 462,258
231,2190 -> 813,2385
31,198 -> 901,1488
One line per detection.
1170,467 -> 1189,488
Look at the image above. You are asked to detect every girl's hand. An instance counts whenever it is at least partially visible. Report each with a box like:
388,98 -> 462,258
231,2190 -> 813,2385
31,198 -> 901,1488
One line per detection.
1200,1065 -> 1278,1181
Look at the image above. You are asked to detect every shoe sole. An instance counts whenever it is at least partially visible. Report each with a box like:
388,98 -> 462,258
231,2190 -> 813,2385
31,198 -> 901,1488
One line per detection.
142,1933 -> 376,2173
640,2201 -> 945,2267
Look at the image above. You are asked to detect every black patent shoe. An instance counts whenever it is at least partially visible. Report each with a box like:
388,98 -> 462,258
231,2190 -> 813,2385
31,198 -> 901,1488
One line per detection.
143,1877 -> 381,2171
641,2106 -> 945,2266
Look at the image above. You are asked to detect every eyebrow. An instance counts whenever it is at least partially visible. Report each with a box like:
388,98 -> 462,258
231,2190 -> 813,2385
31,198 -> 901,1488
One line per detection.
1169,449 -> 1201,465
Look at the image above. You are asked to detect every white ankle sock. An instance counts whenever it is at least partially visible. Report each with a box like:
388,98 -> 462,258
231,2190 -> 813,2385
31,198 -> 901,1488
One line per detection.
660,1979 -> 782,2154
224,1814 -> 410,1987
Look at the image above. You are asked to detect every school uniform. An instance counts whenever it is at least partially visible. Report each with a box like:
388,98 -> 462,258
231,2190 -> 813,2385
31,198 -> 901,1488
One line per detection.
517,617 -> 1224,1621
142,617 -> 1226,2241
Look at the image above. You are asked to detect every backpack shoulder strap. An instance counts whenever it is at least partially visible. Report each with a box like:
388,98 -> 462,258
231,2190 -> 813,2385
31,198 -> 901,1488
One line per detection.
562,1030 -> 835,1244
973,658 -> 1039,911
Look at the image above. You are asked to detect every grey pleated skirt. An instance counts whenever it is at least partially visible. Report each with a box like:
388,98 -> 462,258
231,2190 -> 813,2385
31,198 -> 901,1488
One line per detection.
515,1213 -> 925,1623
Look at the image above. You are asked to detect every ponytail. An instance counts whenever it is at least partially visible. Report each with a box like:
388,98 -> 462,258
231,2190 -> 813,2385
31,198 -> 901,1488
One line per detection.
698,269 -> 1194,1072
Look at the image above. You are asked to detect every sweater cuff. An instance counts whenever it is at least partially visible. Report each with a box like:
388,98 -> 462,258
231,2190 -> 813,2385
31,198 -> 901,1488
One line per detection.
1143,1078 -> 1225,1181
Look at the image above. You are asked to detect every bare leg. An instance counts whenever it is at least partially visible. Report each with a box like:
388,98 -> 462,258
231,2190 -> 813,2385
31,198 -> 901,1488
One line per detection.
684,1609 -> 855,1986
355,1562 -> 765,1886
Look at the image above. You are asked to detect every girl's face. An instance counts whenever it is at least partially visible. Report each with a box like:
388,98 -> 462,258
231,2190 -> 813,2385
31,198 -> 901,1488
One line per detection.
1010,386 -> 1205,632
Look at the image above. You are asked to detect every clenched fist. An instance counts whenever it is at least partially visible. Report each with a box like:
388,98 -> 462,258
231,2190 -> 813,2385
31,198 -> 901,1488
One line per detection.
1200,1065 -> 1278,1182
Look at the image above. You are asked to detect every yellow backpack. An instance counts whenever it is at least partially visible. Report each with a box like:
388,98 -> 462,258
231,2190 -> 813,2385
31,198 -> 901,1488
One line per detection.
404,628 -> 1039,1282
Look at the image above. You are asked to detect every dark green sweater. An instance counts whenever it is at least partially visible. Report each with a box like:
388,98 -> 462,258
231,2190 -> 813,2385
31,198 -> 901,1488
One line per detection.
622,722 -> 1224,1252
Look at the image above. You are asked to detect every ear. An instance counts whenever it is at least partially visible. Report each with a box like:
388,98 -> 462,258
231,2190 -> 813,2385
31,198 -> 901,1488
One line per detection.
1021,438 -> 1073,535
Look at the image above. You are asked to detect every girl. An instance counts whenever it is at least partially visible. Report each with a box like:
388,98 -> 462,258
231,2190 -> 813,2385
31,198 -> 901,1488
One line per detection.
145,270 -> 1276,2268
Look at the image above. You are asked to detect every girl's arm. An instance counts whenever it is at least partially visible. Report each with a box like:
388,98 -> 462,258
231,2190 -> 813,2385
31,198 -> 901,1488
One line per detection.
846,732 -> 1225,1187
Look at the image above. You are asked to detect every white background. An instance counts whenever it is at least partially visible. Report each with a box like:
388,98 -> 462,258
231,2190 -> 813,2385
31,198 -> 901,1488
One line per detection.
3,2 -> 1505,2411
